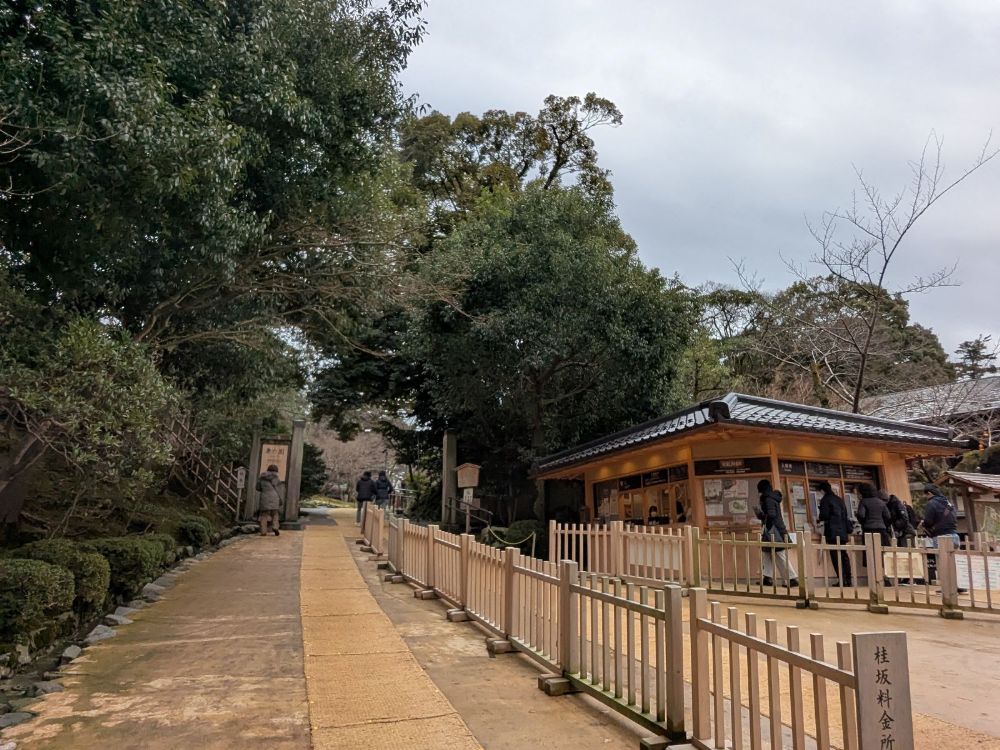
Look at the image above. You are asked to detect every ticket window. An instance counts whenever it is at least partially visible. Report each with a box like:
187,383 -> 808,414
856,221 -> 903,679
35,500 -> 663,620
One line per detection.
782,477 -> 811,534
646,483 -> 689,525
619,491 -> 644,522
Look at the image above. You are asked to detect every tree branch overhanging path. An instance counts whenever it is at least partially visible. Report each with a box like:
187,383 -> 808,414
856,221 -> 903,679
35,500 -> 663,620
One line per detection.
738,132 -> 1000,412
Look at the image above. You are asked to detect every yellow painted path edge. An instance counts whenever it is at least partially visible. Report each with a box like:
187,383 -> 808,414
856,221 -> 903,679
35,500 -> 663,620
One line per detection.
300,518 -> 482,750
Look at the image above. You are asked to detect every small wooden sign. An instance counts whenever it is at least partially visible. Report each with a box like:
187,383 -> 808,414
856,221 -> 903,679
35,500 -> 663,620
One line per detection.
852,631 -> 913,750
260,442 -> 290,481
882,552 -> 925,580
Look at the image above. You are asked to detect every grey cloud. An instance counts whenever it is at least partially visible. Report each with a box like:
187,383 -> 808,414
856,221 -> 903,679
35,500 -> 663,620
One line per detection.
403,1 -> 1000,353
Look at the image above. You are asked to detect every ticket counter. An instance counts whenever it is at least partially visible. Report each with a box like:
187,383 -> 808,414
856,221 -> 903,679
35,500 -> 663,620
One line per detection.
538,393 -> 969,535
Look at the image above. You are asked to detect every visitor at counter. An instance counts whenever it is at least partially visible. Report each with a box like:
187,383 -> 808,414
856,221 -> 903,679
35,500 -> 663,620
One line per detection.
856,484 -> 893,587
754,479 -> 798,589
817,480 -> 852,586
918,483 -> 965,592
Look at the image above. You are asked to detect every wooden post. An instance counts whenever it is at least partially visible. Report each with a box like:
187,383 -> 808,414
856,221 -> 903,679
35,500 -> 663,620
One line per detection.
442,431 -> 457,525
503,546 -> 517,638
459,533 -> 471,608
664,584 -> 685,739
558,560 -> 577,672
938,537 -> 963,618
610,520 -> 624,578
400,518 -> 409,576
427,524 -> 438,590
852,632 -> 913,750
796,532 -> 811,605
688,526 -> 703,587
866,533 -> 888,614
689,587 -> 710,740
548,520 -> 558,564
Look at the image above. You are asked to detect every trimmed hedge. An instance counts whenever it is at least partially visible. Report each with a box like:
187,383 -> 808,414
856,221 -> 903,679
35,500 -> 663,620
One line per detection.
0,558 -> 75,643
82,537 -> 163,600
142,532 -> 179,564
177,514 -> 213,548
14,539 -> 111,612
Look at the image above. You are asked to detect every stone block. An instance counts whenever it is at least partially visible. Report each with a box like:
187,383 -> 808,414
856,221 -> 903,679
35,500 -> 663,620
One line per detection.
84,625 -> 116,645
414,589 -> 437,600
141,583 -> 166,601
638,738 -> 677,750
31,681 -> 63,696
388,574 -> 405,583
0,712 -> 33,729
446,609 -> 471,622
114,606 -> 139,618
940,609 -> 964,620
485,638 -> 514,656
376,562 -> 390,570
537,674 -> 578,696
104,613 -> 133,627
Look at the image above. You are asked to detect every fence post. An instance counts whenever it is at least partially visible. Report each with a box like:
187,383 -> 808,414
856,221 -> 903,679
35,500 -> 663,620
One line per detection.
866,533 -> 888,614
687,526 -> 703,588
796,533 -> 811,607
689,587 -> 710,740
558,560 -> 577,672
548,520 -> 558,564
852,631 -> 913,750
502,546 -> 517,638
426,524 -> 438,590
664,584 -> 686,739
610,520 -> 624,578
459,533 -> 471,608
938,537 -> 964,619
399,518 -> 409,577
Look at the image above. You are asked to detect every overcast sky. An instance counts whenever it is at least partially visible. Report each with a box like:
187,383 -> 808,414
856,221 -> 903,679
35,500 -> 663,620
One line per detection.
401,0 -> 1000,356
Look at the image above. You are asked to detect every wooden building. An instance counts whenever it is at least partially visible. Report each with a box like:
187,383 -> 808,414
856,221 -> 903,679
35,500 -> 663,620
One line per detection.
538,393 -> 971,534
943,470 -> 1000,535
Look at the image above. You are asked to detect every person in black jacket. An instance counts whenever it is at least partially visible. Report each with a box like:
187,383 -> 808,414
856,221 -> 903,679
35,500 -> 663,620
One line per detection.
855,483 -> 893,586
918,483 -> 963,588
355,471 -> 377,523
816,481 -> 852,586
755,479 -> 798,588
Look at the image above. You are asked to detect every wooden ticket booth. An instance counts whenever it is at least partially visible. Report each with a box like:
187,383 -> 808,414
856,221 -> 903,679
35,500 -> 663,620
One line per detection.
538,393 -> 970,537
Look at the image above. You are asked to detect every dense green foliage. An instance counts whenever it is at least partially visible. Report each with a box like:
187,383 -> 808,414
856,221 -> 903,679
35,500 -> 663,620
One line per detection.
177,515 -> 214,549
13,539 -> 111,612
82,538 -> 164,600
0,558 -> 75,643
300,443 -> 329,497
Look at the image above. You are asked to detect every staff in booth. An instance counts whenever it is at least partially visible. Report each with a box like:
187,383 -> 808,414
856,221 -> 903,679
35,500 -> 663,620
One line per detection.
754,479 -> 799,588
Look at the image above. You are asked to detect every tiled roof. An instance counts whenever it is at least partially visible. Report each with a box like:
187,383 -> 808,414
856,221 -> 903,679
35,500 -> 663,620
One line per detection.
537,393 -> 967,473
861,376 -> 1000,423
946,470 -> 1000,493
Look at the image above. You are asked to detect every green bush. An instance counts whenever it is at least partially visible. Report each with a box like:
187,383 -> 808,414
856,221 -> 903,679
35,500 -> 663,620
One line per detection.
142,532 -> 179,564
0,558 -> 75,642
484,520 -> 548,559
177,515 -> 213,548
82,538 -> 162,600
14,539 -> 111,612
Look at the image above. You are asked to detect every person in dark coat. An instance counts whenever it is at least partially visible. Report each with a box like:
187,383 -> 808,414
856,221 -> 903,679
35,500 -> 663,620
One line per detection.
355,470 -> 377,523
886,492 -> 917,547
374,470 -> 393,508
855,483 -> 893,586
918,483 -> 962,588
754,479 -> 798,588
256,464 -> 283,537
816,480 -> 852,586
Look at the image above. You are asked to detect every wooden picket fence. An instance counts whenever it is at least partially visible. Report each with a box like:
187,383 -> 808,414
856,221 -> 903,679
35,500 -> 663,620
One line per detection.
365,508 -> 914,748
550,521 -> 1000,618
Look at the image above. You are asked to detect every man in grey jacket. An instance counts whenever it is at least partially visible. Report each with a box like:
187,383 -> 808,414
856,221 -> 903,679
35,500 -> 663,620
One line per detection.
257,464 -> 283,537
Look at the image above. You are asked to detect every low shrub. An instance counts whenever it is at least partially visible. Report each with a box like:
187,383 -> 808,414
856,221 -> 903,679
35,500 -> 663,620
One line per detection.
177,514 -> 213,548
142,533 -> 179,564
14,539 -> 111,612
504,519 -> 548,559
0,558 -> 75,643
82,537 -> 163,600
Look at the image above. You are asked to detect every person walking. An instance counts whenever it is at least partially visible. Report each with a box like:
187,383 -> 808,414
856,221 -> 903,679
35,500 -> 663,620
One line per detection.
817,480 -> 852,586
374,470 -> 393,509
855,484 -> 893,586
919,483 -> 963,590
755,479 -> 798,588
256,464 -> 283,537
355,470 -> 377,523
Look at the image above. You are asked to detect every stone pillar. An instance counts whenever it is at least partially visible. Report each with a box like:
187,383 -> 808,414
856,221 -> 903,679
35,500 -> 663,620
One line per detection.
244,423 -> 263,522
441,430 -> 457,525
283,419 -> 306,523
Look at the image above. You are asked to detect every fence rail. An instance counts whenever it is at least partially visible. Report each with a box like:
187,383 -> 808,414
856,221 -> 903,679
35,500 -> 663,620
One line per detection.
366,507 -> 915,748
551,520 -> 1000,618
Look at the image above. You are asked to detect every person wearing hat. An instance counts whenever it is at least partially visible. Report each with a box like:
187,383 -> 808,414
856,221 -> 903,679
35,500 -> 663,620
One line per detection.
374,470 -> 394,509
754,479 -> 798,589
256,463 -> 284,537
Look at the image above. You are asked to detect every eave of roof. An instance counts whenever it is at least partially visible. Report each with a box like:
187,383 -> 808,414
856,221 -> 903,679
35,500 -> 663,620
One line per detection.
537,392 -> 968,475
945,470 -> 1000,493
